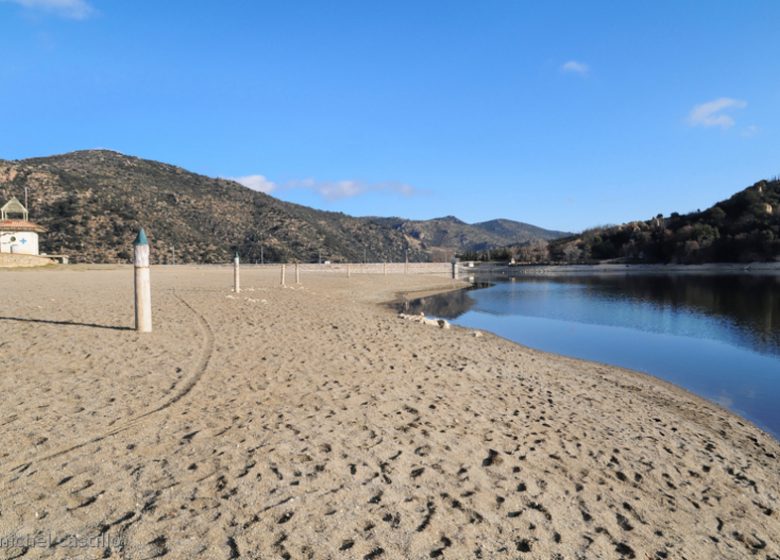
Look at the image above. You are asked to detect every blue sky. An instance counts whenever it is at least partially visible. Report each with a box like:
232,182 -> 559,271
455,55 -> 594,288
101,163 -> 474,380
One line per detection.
1,0 -> 778,232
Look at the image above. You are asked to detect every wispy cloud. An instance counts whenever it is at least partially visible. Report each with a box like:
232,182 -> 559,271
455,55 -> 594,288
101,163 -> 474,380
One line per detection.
561,60 -> 589,76
228,175 -> 418,201
1,0 -> 93,19
286,178 -> 417,201
741,124 -> 760,138
229,175 -> 276,194
687,97 -> 747,129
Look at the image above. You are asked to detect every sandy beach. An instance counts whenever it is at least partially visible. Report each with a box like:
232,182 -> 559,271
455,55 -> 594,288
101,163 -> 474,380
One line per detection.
1,266 -> 778,560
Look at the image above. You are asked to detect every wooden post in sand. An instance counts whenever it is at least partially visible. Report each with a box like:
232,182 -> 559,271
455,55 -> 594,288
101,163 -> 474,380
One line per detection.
383,261 -> 387,276
347,263 -> 351,278
233,253 -> 240,293
280,264 -> 286,286
295,262 -> 300,284
134,229 -> 152,333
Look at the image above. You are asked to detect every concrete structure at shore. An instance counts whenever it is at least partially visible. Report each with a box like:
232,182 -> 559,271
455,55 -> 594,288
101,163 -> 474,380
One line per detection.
0,197 -> 46,255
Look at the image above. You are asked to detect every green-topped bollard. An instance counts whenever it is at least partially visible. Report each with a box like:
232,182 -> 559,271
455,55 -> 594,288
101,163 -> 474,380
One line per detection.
134,229 -> 152,333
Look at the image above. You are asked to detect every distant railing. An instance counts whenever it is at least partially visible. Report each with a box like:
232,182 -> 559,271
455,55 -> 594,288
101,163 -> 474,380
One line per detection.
218,262 -> 454,275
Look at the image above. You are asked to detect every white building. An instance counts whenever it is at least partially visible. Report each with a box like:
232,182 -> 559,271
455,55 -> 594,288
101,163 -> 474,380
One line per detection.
0,197 -> 46,255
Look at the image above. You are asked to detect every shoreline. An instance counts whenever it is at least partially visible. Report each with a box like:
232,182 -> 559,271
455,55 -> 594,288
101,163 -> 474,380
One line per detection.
458,323 -> 779,443
463,261 -> 780,276
1,266 -> 778,559
395,282 -> 780,443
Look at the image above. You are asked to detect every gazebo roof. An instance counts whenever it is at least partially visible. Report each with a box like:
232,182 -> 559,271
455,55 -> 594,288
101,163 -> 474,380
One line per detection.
0,219 -> 46,233
1,197 -> 29,221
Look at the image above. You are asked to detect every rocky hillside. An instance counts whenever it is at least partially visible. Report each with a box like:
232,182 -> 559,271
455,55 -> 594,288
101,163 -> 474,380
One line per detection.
0,150 -> 566,264
473,218 -> 567,242
548,179 -> 780,263
372,216 -> 568,257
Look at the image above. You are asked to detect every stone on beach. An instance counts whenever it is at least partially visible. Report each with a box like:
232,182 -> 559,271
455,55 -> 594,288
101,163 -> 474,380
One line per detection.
398,312 -> 451,329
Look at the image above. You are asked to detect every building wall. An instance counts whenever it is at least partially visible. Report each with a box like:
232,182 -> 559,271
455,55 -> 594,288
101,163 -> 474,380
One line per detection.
0,253 -> 54,268
0,231 -> 39,255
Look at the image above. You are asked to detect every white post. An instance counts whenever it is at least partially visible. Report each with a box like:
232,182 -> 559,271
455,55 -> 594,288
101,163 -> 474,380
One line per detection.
347,263 -> 351,278
281,264 -> 286,286
295,262 -> 300,284
404,249 -> 409,275
134,229 -> 152,333
233,252 -> 240,293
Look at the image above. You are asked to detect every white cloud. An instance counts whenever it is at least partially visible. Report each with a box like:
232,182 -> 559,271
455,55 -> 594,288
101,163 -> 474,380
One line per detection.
230,175 -> 276,194
227,174 -> 418,200
2,0 -> 94,19
319,180 -> 363,200
742,124 -> 760,138
561,60 -> 589,76
687,97 -> 747,129
286,178 -> 418,201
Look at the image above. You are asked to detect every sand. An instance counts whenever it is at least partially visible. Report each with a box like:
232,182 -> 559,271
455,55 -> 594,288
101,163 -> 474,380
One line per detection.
1,266 -> 778,560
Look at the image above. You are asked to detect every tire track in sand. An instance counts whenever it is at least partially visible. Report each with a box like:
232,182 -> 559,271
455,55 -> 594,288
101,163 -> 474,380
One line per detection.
7,291 -> 214,473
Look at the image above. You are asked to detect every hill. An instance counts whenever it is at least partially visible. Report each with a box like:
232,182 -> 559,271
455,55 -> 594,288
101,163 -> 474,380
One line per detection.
473,218 -> 569,243
372,215 -> 568,260
0,150 -> 566,264
547,179 -> 780,263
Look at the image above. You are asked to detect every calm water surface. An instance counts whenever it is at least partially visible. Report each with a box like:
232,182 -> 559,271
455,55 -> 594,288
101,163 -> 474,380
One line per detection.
403,273 -> 780,439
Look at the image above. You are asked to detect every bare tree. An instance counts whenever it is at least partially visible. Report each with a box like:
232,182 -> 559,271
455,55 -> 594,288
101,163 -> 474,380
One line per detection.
518,239 -> 549,263
562,242 -> 581,263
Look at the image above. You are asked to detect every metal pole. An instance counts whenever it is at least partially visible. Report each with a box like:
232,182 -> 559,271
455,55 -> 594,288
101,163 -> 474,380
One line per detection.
234,252 -> 240,293
134,229 -> 152,333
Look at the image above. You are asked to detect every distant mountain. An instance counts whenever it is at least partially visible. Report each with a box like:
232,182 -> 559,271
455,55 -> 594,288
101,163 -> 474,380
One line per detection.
373,216 -> 568,256
0,150 -> 567,264
473,218 -> 569,242
547,179 -> 780,263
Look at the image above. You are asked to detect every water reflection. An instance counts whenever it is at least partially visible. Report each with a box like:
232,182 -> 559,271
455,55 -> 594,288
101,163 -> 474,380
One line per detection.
399,281 -> 490,319
405,273 -> 780,439
463,274 -> 780,357
522,274 -> 780,355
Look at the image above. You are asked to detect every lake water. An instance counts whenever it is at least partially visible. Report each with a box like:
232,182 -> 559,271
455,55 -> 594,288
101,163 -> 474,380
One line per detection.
401,272 -> 780,439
